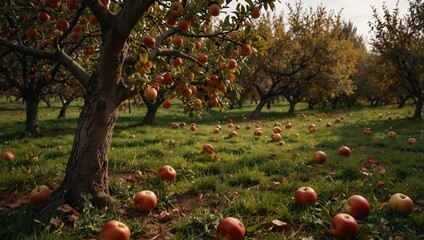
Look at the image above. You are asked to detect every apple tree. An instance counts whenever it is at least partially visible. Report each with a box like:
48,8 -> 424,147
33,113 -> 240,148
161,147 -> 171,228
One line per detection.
246,3 -> 357,118
369,0 -> 424,119
0,0 -> 276,211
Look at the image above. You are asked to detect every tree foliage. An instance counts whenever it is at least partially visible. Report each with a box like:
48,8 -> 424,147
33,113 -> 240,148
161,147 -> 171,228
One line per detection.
369,0 -> 424,118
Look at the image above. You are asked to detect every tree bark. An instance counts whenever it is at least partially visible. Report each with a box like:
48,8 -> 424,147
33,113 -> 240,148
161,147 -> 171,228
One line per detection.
23,93 -> 41,136
46,80 -> 121,211
250,99 -> 267,119
288,100 -> 296,114
57,103 -> 69,118
412,95 -> 423,119
141,99 -> 162,126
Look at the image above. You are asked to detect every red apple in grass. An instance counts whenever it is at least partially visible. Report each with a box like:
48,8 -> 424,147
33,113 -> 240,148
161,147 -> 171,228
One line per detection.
271,133 -> 282,142
253,128 -> 262,136
388,193 -> 414,216
308,124 -> 317,133
294,186 -> 317,207
285,122 -> 292,129
338,146 -> 351,156
343,195 -> 371,219
99,220 -> 130,240
29,185 -> 51,203
157,165 -> 177,181
273,126 -> 282,133
330,213 -> 359,240
406,137 -> 417,145
216,217 -> 245,240
228,130 -> 238,138
313,151 -> 327,164
133,190 -> 157,212
203,144 -> 214,154
1,151 -> 14,161
326,122 -> 333,127
387,131 -> 396,138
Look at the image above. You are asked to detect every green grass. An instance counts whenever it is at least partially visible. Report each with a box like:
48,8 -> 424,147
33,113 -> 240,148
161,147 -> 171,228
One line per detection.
1,98 -> 423,239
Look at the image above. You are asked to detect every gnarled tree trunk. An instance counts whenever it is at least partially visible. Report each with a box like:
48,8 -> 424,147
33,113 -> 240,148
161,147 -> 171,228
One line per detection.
50,80 -> 121,209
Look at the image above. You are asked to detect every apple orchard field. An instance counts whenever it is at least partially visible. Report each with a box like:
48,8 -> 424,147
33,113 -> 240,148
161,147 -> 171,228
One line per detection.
0,100 -> 423,239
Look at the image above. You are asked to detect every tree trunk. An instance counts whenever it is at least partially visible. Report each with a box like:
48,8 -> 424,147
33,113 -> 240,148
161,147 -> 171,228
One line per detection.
412,95 -> 423,119
57,103 -> 69,118
141,100 -> 161,126
288,100 -> 296,114
250,99 -> 267,119
24,95 -> 41,136
397,96 -> 409,109
266,99 -> 272,109
45,83 -> 121,211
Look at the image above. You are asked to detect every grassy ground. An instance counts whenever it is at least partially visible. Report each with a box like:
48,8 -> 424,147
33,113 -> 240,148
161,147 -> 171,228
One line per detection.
0,98 -> 423,239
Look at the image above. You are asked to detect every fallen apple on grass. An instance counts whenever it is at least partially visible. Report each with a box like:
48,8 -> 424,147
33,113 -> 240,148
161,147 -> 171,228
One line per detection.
1,151 -> 14,161
29,185 -> 51,203
313,151 -> 327,164
330,213 -> 359,240
216,217 -> 245,240
294,186 -> 317,207
203,144 -> 214,154
406,137 -> 417,145
338,146 -> 351,156
157,165 -> 177,181
99,220 -> 130,240
343,195 -> 371,219
133,190 -> 157,213
388,193 -> 414,216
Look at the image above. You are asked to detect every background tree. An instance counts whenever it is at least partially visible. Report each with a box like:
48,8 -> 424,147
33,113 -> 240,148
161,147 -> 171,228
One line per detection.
370,0 -> 424,119
0,0 -> 275,212
247,2 -> 357,119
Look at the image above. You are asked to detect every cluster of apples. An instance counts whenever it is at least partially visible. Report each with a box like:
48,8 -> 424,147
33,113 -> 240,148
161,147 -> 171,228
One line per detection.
295,186 -> 414,239
363,129 -> 418,145
101,162 -> 246,240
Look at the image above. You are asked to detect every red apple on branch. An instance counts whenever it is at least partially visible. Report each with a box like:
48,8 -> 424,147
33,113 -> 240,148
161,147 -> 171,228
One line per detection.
208,3 -> 221,17
143,36 -> 156,48
170,2 -> 184,17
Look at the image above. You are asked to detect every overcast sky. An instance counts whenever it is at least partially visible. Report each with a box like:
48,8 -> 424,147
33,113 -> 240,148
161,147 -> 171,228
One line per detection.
278,0 -> 409,43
